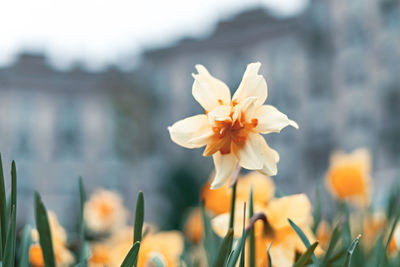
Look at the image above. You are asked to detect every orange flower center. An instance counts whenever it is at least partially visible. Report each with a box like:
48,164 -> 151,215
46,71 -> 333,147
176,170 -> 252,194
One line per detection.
329,165 -> 366,198
98,202 -> 113,218
205,101 -> 258,156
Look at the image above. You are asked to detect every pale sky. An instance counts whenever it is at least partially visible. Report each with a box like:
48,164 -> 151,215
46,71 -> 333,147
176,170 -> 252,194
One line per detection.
0,0 -> 308,70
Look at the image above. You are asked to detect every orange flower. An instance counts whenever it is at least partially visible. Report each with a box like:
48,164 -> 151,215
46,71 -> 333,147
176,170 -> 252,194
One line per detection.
137,231 -> 184,267
326,148 -> 372,207
184,208 -> 203,244
212,194 -> 318,267
201,172 -> 275,215
29,211 -> 75,267
169,62 -> 298,189
84,189 -> 129,234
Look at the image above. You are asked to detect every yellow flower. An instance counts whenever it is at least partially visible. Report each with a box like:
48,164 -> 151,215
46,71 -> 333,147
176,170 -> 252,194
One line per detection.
29,211 -> 75,267
137,231 -> 184,267
201,172 -> 275,215
325,148 -> 372,207
168,62 -> 298,189
89,242 -> 114,267
184,208 -> 203,244
212,194 -> 317,267
84,189 -> 129,234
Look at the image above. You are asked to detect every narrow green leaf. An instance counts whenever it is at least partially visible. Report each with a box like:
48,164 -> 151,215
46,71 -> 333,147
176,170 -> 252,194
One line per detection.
3,205 -> 16,267
0,153 -> 7,256
378,206 -> 400,267
343,235 -> 361,267
134,191 -> 144,243
293,241 -> 319,267
35,192 -> 56,267
321,222 -> 342,265
78,177 -> 88,266
18,224 -> 33,267
229,182 -> 237,230
227,232 -> 247,267
10,161 -> 16,218
267,243 -> 272,267
288,219 -> 318,265
248,186 -> 255,267
213,229 -> 233,267
312,186 -> 321,234
227,204 -> 247,267
120,241 -> 140,267
201,202 -> 219,266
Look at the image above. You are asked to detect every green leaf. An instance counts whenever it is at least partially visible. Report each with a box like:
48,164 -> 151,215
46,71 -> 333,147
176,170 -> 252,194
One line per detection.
248,186 -> 255,267
288,219 -> 318,265
227,231 -> 247,267
293,241 -> 319,267
213,229 -> 233,267
0,153 -> 7,256
3,205 -> 16,267
229,182 -> 237,230
201,202 -> 220,266
18,224 -> 32,267
321,222 -> 342,265
10,161 -> 16,219
343,235 -> 361,267
312,187 -> 321,234
227,204 -> 247,267
35,192 -> 56,267
120,241 -> 140,267
78,177 -> 88,266
377,206 -> 400,267
134,191 -> 144,243
267,243 -> 272,267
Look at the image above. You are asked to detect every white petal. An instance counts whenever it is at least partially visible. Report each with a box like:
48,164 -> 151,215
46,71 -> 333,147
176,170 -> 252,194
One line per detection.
207,105 -> 232,125
233,133 -> 279,175
192,65 -> 231,111
168,115 -> 212,149
254,105 -> 299,134
232,96 -> 257,123
232,132 -> 264,170
232,62 -> 268,107
211,152 -> 237,189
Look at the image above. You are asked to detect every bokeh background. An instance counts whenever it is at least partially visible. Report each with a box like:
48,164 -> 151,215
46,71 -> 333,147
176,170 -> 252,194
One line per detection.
0,0 -> 399,231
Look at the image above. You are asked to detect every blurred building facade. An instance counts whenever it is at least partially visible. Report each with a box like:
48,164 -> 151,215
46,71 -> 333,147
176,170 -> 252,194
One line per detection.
0,0 -> 399,227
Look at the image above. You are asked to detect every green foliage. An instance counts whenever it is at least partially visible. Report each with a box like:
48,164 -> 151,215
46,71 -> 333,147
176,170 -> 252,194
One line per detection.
288,219 -> 318,265
294,241 -> 319,267
213,229 -> 233,267
120,241 -> 140,267
18,225 -> 32,267
35,192 -> 56,267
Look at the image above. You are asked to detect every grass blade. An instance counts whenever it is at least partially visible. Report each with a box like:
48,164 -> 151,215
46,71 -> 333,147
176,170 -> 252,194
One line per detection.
288,219 -> 318,265
35,192 -> 56,267
3,205 -> 16,267
18,224 -> 33,267
293,241 -> 319,267
248,186 -> 255,267
227,204 -> 247,267
343,235 -> 361,267
134,191 -> 144,243
229,182 -> 237,230
213,229 -> 233,267
78,177 -> 88,265
312,187 -> 321,234
120,241 -> 140,267
321,222 -> 342,265
201,202 -> 219,266
0,153 -> 7,256
267,243 -> 272,267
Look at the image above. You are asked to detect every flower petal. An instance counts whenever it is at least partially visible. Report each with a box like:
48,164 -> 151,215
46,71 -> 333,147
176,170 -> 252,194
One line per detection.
265,194 -> 312,230
211,152 -> 237,189
168,115 -> 212,149
207,105 -> 232,125
192,65 -> 231,111
232,133 -> 279,175
254,105 -> 298,134
232,96 -> 257,123
232,62 -> 268,107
